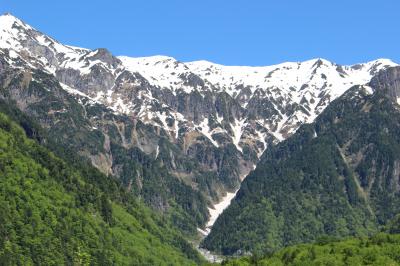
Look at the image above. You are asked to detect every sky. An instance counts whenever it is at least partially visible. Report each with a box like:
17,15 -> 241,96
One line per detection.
1,0 -> 399,66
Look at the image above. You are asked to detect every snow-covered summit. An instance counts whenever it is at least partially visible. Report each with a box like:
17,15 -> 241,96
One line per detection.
119,52 -> 396,102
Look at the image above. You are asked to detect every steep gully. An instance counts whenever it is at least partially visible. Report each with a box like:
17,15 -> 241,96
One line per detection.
195,172 -> 251,262
196,190 -> 239,262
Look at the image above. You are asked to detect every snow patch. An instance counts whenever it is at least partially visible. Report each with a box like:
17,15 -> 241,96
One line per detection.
231,118 -> 246,152
198,118 -> 219,147
59,82 -> 89,97
202,189 -> 238,235
363,85 -> 374,95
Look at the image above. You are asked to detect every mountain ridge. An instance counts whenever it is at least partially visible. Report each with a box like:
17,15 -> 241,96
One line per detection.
1,13 -> 395,154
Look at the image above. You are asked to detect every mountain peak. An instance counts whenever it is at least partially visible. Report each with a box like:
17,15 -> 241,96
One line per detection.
0,13 -> 34,49
1,12 -> 17,18
0,13 -> 29,29
369,58 -> 397,68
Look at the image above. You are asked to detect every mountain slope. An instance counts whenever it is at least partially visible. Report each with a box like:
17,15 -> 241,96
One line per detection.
0,105 -> 204,265
0,13 -> 397,235
203,66 -> 400,255
0,66 -> 211,235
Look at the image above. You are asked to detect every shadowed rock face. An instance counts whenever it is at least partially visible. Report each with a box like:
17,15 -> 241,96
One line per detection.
370,66 -> 400,101
57,64 -> 116,94
87,48 -> 121,68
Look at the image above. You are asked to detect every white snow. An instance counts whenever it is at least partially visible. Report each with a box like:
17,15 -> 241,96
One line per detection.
198,118 -> 219,147
155,145 -> 159,159
174,118 -> 180,139
231,118 -> 246,152
198,170 -> 255,237
0,14 -> 26,51
118,55 -> 196,94
202,189 -> 239,235
255,129 -> 268,157
363,85 -> 374,95
216,113 -> 223,124
8,49 -> 18,58
59,82 -> 89,97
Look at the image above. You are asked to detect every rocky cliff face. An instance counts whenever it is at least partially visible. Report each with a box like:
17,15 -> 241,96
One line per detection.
0,13 -> 397,232
370,66 -> 400,103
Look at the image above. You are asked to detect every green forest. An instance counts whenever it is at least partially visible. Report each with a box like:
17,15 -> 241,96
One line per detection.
213,232 -> 400,266
0,110 -> 203,265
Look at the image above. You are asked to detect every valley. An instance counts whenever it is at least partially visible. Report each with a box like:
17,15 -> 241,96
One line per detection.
1,11 -> 400,265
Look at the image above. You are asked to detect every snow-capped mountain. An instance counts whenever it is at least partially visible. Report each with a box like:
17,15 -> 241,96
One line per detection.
0,13 -> 397,204
119,55 -> 395,143
1,14 -> 395,149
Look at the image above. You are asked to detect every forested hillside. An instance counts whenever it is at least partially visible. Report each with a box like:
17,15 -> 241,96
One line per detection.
215,233 -> 400,266
212,214 -> 400,265
0,109 -> 203,265
204,67 -> 400,255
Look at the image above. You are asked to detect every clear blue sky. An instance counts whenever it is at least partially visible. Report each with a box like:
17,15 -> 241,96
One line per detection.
1,0 -> 399,66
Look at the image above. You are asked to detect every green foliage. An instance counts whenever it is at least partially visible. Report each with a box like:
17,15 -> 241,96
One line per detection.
0,112 -> 203,265
213,233 -> 400,266
385,214 -> 400,234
